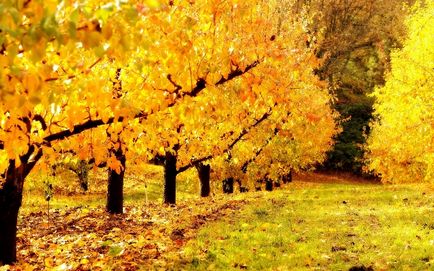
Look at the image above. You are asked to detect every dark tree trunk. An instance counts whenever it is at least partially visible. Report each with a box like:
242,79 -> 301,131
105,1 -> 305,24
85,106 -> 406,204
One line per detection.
239,186 -> 249,193
77,160 -> 89,192
0,152 -> 41,264
0,176 -> 22,264
222,178 -> 234,194
235,179 -> 248,193
274,181 -> 281,188
106,147 -> 126,214
282,170 -> 293,184
164,152 -> 177,204
255,180 -> 262,191
265,179 -> 273,191
196,163 -> 211,197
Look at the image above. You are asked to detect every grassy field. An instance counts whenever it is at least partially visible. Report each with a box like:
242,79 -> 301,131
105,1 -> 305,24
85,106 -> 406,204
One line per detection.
12,171 -> 434,270
180,175 -> 434,270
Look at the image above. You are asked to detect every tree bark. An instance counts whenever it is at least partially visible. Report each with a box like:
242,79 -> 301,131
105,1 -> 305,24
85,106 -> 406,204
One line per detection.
265,178 -> 273,191
282,170 -> 293,184
235,179 -> 248,193
164,152 -> 177,204
196,163 -> 211,197
255,180 -> 262,191
0,176 -> 22,264
77,160 -> 89,192
0,155 -> 40,264
222,178 -> 234,194
106,147 -> 126,214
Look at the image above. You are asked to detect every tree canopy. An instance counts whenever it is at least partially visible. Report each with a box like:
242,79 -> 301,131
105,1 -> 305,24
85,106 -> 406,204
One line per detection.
365,1 -> 434,183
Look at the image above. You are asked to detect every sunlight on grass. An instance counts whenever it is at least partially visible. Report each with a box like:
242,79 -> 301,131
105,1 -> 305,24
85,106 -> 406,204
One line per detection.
18,169 -> 434,270
181,182 -> 434,270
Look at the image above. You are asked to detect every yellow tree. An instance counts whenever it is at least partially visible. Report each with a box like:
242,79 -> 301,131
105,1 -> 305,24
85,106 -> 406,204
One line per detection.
212,78 -> 338,192
365,1 -> 434,183
0,0 -> 339,263
285,0 -> 414,174
0,0 -> 246,263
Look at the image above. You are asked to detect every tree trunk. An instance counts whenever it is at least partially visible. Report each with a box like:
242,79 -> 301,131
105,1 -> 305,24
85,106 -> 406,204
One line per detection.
164,152 -> 177,204
106,147 -> 126,214
196,163 -> 210,197
255,180 -> 262,191
265,179 -> 273,191
77,160 -> 89,192
222,178 -> 234,194
282,170 -> 292,184
0,178 -> 21,264
235,179 -> 248,193
0,158 -> 37,264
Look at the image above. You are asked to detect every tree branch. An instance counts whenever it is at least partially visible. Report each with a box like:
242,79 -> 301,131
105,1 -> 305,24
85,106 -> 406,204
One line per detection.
0,60 -> 262,151
176,108 -> 272,174
43,60 -> 261,144
241,128 -> 279,173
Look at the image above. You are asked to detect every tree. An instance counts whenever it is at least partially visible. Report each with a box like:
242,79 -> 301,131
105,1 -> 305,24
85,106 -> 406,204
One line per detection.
212,84 -> 339,190
0,0 -> 340,263
0,0 -> 147,263
288,0 -> 414,174
365,1 -> 434,183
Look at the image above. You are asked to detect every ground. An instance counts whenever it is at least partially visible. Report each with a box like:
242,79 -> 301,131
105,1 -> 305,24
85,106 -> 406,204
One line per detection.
3,171 -> 434,270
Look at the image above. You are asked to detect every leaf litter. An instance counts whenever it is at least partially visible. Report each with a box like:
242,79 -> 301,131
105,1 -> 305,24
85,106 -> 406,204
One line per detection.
6,197 -> 246,270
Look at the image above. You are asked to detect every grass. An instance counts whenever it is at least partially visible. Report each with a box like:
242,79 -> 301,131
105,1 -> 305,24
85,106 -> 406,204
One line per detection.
180,179 -> 434,270
17,169 -> 434,270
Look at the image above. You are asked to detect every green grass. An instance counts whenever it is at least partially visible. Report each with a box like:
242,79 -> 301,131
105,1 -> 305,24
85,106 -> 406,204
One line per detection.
19,169 -> 434,270
181,182 -> 434,270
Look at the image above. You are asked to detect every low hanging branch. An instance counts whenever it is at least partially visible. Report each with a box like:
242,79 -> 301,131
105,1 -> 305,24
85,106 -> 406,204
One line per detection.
176,107 -> 273,174
240,128 -> 280,174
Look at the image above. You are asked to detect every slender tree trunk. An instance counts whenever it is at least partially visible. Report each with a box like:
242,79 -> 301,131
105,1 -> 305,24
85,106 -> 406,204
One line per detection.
237,179 -> 249,193
196,163 -> 210,197
77,160 -> 89,192
106,147 -> 126,214
222,178 -> 234,194
282,170 -> 292,184
164,152 -> 177,204
265,178 -> 273,191
255,180 -> 262,191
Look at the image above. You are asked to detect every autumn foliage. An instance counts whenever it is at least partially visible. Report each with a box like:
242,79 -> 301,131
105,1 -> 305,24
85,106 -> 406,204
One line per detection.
0,0 -> 432,267
365,1 -> 434,183
0,0 -> 343,264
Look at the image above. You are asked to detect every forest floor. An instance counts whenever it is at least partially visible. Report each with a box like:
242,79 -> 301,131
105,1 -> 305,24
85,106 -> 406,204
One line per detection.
4,171 -> 434,270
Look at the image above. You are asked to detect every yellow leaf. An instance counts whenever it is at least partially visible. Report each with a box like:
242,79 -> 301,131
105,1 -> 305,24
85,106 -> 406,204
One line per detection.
101,113 -> 109,124
44,257 -> 54,268
145,0 -> 162,9
22,73 -> 40,93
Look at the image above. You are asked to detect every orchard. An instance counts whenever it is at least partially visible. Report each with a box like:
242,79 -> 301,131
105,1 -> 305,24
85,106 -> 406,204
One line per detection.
0,0 -> 432,269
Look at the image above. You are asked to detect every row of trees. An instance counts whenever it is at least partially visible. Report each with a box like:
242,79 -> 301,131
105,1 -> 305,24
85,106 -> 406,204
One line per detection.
2,0 -> 428,265
0,0 -> 339,264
